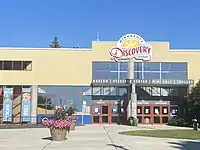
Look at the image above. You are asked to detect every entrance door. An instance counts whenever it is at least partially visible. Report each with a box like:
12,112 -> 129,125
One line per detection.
101,105 -> 109,124
92,104 -> 119,124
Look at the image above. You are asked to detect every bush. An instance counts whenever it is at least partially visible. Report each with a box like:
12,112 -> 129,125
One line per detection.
167,117 -> 190,127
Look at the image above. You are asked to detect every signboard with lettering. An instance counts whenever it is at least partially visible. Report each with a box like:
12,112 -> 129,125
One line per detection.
2,88 -> 13,122
109,34 -> 152,61
21,88 -> 31,122
92,79 -> 194,85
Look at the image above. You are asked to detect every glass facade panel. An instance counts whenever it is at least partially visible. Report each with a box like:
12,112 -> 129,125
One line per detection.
161,62 -> 187,71
134,72 -> 143,79
143,62 -> 160,71
38,86 -> 91,113
92,62 -> 117,70
144,72 -> 160,79
134,62 -> 142,71
92,70 -> 118,79
120,62 -> 128,71
161,71 -> 187,80
120,72 -> 128,79
92,61 -> 188,80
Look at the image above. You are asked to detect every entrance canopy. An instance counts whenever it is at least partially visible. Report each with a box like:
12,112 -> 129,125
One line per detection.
91,79 -> 194,86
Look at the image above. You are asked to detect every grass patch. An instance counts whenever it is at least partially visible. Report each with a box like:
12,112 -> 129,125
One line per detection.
119,129 -> 200,140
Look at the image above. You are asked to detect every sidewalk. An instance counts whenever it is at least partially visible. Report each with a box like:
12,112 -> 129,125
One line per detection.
0,124 -> 198,150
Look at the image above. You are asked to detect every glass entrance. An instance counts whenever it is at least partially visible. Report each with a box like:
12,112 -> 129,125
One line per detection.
92,104 -> 119,124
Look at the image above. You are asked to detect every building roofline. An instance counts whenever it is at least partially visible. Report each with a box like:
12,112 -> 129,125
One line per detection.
0,47 -> 92,51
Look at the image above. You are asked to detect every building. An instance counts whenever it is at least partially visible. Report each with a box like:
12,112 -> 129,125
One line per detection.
0,34 -> 199,125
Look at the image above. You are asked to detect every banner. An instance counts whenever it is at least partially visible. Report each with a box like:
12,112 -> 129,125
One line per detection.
21,88 -> 31,122
2,88 -> 13,122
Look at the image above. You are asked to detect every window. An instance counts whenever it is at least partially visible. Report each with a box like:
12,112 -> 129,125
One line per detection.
161,71 -> 187,80
22,61 -> 32,71
154,106 -> 160,115
134,62 -> 142,71
161,62 -> 187,71
13,61 -> 22,70
92,70 -> 118,79
120,72 -> 128,79
144,72 -> 160,79
162,107 -> 168,114
92,62 -> 117,71
134,72 -> 143,79
144,106 -> 150,114
137,106 -> 142,114
0,61 -> 32,71
151,87 -> 161,96
143,62 -> 160,71
120,62 -> 128,71
4,61 -> 12,70
154,116 -> 160,123
0,61 -> 2,70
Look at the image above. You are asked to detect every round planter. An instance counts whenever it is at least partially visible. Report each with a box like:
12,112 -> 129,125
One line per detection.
50,128 -> 68,141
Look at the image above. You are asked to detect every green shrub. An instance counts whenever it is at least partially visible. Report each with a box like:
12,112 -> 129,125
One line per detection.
167,117 -> 190,127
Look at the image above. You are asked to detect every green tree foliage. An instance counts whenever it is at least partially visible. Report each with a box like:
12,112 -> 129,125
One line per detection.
49,36 -> 62,48
188,79 -> 200,121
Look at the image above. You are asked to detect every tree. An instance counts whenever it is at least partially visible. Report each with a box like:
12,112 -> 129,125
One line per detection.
49,36 -> 62,48
188,79 -> 200,122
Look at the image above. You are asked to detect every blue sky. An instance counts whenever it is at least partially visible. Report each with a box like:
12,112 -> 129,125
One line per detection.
0,0 -> 199,49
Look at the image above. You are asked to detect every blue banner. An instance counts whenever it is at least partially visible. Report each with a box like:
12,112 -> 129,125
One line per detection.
2,88 -> 13,122
21,91 -> 31,122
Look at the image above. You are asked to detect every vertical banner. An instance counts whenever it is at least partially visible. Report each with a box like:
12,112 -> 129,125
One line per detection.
2,88 -> 13,122
21,88 -> 31,122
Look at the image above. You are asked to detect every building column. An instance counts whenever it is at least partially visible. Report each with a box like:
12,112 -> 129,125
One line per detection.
128,58 -> 137,119
31,85 -> 38,124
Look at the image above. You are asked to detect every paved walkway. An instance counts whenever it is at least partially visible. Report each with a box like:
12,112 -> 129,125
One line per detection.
0,124 -> 199,150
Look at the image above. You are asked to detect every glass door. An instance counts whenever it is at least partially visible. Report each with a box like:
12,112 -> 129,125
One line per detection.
101,105 -> 109,124
92,104 -> 100,123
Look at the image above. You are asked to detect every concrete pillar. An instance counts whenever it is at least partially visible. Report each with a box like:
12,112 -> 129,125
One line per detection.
31,85 -> 38,124
128,58 -> 137,119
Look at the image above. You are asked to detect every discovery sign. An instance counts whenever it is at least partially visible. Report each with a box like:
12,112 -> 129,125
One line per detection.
109,34 -> 152,61
92,79 -> 194,85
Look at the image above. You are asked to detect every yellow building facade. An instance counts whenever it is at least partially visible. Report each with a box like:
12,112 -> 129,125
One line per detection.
0,41 -> 199,85
0,35 -> 199,125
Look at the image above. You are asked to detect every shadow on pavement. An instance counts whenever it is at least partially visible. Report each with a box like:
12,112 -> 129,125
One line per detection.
168,141 -> 200,150
41,137 -> 53,141
107,143 -> 130,150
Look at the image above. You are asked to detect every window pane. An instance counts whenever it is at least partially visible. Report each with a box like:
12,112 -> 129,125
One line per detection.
0,61 -> 2,70
160,87 -> 170,96
134,72 -> 143,79
161,71 -> 187,80
23,61 -> 32,70
134,62 -> 142,71
92,62 -> 117,71
13,61 -> 22,70
161,62 -> 187,71
4,61 -> 13,70
120,72 -> 128,79
92,71 -> 118,79
144,72 -> 160,79
170,88 -> 178,96
143,62 -> 160,71
120,62 -> 128,71
151,87 -> 161,96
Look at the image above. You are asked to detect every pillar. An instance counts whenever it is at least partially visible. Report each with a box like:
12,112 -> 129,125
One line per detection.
128,58 -> 137,119
31,85 -> 38,124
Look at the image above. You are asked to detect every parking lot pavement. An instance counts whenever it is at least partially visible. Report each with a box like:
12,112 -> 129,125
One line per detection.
0,124 -> 199,150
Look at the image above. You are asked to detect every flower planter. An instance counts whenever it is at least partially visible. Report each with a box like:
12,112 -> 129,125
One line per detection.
50,128 -> 68,141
